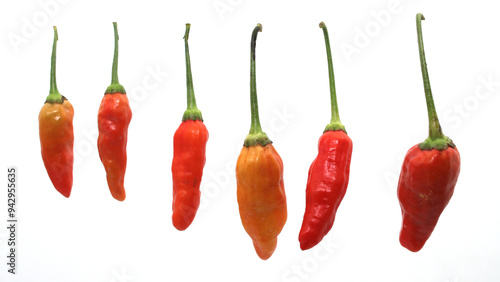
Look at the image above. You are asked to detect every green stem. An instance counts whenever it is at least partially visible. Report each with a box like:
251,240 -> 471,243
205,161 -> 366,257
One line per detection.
182,23 -> 203,121
105,22 -> 126,94
244,24 -> 271,147
416,13 -> 454,150
45,26 -> 63,103
249,24 -> 262,135
320,22 -> 346,133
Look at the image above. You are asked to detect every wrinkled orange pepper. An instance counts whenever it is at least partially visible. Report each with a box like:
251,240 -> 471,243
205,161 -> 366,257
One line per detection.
39,26 -> 74,198
236,24 -> 287,260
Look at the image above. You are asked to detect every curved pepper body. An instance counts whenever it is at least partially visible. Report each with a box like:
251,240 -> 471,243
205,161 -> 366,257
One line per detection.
39,99 -> 74,197
299,130 -> 352,250
172,120 -> 209,230
97,93 -> 132,201
236,144 -> 287,260
397,145 -> 460,252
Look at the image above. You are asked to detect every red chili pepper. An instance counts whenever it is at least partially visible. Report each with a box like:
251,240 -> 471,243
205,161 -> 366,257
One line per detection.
171,24 -> 209,231
298,22 -> 353,251
98,22 -> 132,201
397,14 -> 461,252
39,26 -> 74,198
236,24 -> 287,260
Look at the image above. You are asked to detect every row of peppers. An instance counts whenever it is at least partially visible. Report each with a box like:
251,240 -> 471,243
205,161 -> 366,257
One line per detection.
39,14 -> 461,258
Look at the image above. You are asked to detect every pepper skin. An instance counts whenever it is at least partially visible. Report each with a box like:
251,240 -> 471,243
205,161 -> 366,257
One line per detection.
299,131 -> 352,250
397,14 -> 461,252
98,94 -> 132,201
236,24 -> 287,260
398,145 -> 460,252
299,22 -> 353,251
237,144 -> 286,260
98,22 -> 132,201
39,26 -> 74,198
171,24 -> 209,231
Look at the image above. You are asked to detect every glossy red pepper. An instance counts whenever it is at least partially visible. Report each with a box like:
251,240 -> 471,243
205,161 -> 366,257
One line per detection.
171,24 -> 209,231
98,22 -> 132,201
397,14 -> 461,252
39,26 -> 74,198
299,22 -> 353,251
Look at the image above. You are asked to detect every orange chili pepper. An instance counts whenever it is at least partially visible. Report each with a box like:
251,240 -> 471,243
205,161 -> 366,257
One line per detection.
98,22 -> 132,201
39,26 -> 74,198
236,24 -> 287,260
171,24 -> 209,231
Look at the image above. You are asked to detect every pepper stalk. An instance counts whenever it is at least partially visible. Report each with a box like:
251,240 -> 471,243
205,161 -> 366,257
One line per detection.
244,24 -> 271,147
105,22 -> 126,94
182,23 -> 203,121
320,22 -> 346,133
46,26 -> 64,103
416,13 -> 455,150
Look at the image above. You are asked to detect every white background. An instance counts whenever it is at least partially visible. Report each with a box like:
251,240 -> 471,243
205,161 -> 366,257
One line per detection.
1,0 -> 499,281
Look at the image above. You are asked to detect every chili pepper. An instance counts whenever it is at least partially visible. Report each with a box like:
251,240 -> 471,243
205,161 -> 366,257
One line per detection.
39,26 -> 74,198
98,22 -> 132,201
236,24 -> 287,260
397,13 -> 461,252
298,22 -> 353,251
171,24 -> 209,231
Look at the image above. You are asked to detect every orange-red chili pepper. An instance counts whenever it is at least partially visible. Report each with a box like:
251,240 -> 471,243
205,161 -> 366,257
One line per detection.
397,14 -> 461,252
236,24 -> 287,260
171,24 -> 209,231
98,22 -> 132,201
299,22 -> 353,251
39,26 -> 74,198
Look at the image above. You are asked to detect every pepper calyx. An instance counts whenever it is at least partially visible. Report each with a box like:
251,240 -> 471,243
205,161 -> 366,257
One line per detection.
45,92 -> 64,103
105,83 -> 126,95
244,132 -> 272,147
324,122 -> 346,134
182,109 -> 203,122
418,136 -> 455,150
